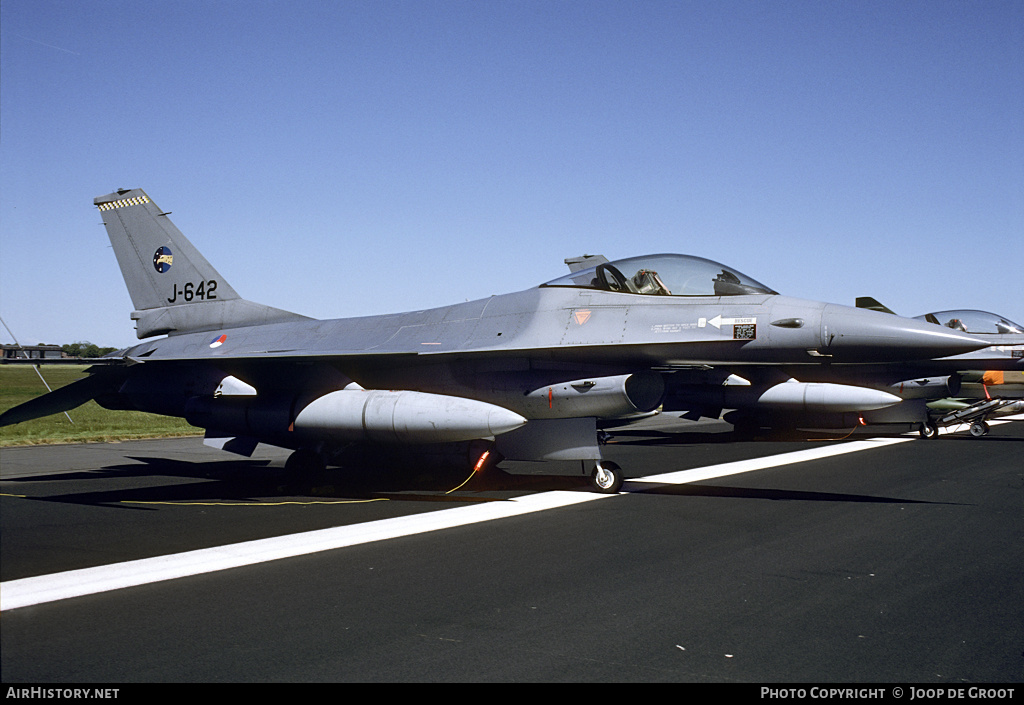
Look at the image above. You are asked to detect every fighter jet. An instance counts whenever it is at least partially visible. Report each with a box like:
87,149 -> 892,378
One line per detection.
695,297 -> 1024,439
848,299 -> 1024,437
0,189 -> 991,492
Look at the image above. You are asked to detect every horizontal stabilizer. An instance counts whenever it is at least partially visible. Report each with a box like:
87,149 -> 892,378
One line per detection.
130,299 -> 310,339
0,374 -> 119,427
203,432 -> 260,457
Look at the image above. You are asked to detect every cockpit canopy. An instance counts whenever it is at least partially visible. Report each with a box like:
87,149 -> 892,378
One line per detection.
915,310 -> 1024,336
542,254 -> 777,297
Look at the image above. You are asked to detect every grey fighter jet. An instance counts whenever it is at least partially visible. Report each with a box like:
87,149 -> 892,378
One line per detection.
845,300 -> 1024,437
691,298 -> 1024,438
0,189 -> 991,492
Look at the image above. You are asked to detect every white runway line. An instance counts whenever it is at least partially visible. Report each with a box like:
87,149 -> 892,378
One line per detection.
3,420 -> 1021,612
0,492 -> 611,611
627,436 -> 913,488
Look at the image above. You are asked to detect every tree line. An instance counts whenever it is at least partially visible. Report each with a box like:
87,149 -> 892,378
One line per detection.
61,342 -> 119,358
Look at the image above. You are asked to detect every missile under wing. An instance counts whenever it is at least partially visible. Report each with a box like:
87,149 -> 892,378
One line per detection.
0,189 -> 990,492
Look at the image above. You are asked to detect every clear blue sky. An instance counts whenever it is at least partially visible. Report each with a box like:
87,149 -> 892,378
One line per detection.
2,0 -> 1021,349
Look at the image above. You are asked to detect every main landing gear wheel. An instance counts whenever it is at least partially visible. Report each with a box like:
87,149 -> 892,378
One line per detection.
919,422 -> 939,439
590,461 -> 624,494
969,421 -> 990,437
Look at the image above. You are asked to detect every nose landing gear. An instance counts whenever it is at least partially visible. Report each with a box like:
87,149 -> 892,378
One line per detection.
590,461 -> 624,493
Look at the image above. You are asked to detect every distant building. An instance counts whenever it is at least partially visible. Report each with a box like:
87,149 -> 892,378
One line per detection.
2,344 -> 66,360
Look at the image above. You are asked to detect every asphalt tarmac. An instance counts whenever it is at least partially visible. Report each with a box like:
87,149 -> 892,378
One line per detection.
2,415 -> 1022,683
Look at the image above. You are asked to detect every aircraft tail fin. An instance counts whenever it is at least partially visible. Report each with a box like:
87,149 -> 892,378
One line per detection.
95,189 -> 309,338
855,297 -> 897,315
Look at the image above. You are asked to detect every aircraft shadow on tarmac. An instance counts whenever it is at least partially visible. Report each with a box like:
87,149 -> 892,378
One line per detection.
4,423 -> 1003,507
2,454 -> 594,508
607,425 -> 1024,446
612,427 -> 917,445
623,482 -> 957,505
928,434 -> 1024,443
1,446 -> 958,508
1,458 -> 276,490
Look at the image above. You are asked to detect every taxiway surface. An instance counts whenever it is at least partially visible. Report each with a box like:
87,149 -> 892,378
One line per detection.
2,416 -> 1022,682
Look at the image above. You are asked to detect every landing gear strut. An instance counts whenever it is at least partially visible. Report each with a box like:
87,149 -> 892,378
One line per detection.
590,460 -> 624,494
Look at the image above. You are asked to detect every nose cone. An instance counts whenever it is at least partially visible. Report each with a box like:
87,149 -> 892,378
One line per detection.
820,305 -> 988,361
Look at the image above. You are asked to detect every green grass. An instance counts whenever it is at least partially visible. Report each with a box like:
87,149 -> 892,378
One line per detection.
1,365 -> 199,446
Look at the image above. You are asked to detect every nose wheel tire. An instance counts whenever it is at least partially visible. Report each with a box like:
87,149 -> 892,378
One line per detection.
590,461 -> 624,494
